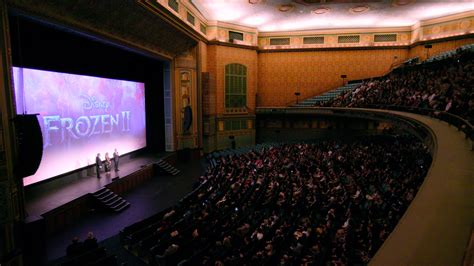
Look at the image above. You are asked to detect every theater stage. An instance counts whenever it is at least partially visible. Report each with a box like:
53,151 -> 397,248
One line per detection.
24,152 -> 174,233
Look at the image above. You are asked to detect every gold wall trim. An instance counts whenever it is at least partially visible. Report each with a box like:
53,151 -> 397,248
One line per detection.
258,44 -> 409,53
208,40 -> 259,51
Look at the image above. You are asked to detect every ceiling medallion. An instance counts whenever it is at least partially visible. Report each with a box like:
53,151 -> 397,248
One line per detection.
249,0 -> 264,4
349,5 -> 370,14
392,0 -> 415,7
312,7 -> 330,15
278,4 -> 295,12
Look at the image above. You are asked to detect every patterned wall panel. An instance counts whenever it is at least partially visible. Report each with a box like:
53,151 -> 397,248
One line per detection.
257,48 -> 409,107
408,38 -> 474,61
421,18 -> 474,41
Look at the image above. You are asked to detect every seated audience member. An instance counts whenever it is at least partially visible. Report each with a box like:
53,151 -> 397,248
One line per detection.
66,236 -> 83,257
123,135 -> 431,265
322,49 -> 473,123
156,243 -> 179,259
83,231 -> 98,251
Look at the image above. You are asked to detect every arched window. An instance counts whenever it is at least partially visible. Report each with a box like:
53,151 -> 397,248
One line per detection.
225,63 -> 247,111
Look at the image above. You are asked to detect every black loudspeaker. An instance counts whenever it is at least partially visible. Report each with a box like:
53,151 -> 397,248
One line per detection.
23,216 -> 46,266
13,114 -> 43,178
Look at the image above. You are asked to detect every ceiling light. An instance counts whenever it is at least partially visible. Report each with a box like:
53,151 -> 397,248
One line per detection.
278,4 -> 295,12
349,5 -> 370,14
312,7 -> 330,15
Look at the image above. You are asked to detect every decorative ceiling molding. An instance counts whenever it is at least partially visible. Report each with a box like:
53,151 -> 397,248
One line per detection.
258,26 -> 413,37
206,21 -> 259,34
416,10 -> 474,27
191,0 -> 474,32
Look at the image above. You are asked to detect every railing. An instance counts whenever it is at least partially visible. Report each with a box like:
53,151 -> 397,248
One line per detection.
256,105 -> 472,149
363,104 -> 474,142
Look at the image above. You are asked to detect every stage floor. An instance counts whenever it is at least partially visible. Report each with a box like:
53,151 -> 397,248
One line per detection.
24,153 -> 168,218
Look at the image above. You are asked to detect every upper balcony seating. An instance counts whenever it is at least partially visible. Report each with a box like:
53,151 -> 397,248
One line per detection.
292,82 -> 362,107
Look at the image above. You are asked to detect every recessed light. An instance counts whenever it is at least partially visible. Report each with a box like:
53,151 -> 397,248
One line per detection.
312,7 -> 330,15
278,4 -> 295,12
349,5 -> 370,14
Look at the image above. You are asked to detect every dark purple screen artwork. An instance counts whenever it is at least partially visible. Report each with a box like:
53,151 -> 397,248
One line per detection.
13,67 -> 146,185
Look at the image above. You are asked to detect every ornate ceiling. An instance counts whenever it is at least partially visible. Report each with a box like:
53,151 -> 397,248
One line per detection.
191,0 -> 474,32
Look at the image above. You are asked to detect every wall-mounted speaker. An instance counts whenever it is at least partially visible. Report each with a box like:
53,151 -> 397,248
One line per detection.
13,114 -> 43,178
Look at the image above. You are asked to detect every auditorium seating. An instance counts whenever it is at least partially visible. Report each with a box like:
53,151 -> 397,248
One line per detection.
61,247 -> 117,266
206,143 -> 281,168
425,43 -> 474,63
321,45 -> 474,125
120,135 -> 431,265
292,82 -> 362,107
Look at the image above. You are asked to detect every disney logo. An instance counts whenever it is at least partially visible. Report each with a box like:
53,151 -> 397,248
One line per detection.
82,95 -> 110,112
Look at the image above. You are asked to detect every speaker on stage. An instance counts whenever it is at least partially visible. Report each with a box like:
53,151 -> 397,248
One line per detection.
13,114 -> 43,178
23,215 -> 46,266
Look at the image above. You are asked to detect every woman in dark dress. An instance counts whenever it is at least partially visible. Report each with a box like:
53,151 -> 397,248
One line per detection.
104,152 -> 112,172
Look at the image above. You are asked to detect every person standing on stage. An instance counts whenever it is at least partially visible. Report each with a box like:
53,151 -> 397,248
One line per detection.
104,152 -> 112,173
95,153 -> 103,178
113,148 -> 120,172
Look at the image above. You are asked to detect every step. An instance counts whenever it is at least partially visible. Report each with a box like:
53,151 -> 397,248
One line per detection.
112,200 -> 130,210
106,197 -> 122,207
93,187 -> 108,195
111,199 -> 128,210
93,188 -> 110,197
102,194 -> 118,204
95,191 -> 114,201
114,202 -> 130,212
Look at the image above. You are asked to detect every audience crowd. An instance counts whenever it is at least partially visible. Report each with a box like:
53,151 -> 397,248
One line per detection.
321,49 -> 474,123
66,231 -> 99,257
122,135 -> 431,265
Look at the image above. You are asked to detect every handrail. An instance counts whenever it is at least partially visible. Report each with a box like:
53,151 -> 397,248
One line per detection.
286,82 -> 364,107
256,105 -> 473,145
361,104 -> 473,141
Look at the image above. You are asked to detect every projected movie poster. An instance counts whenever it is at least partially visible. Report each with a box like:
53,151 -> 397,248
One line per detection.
13,67 -> 147,186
